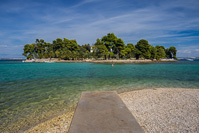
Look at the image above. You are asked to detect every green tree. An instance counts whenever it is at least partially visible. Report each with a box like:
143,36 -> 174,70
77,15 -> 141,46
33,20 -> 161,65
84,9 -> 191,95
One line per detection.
94,39 -> 108,59
53,38 -> 63,52
55,49 -> 61,58
63,38 -> 79,51
43,43 -> 52,58
22,44 -> 35,59
150,46 -> 157,60
101,33 -> 125,59
84,50 -> 91,59
23,44 -> 30,58
165,48 -> 172,58
101,33 -> 118,52
155,45 -> 166,60
81,44 -> 91,52
169,46 -> 177,59
32,39 -> 47,59
114,38 -> 125,58
135,39 -> 151,59
80,44 -> 91,59
165,46 -> 177,59
124,43 -> 135,59
120,49 -> 127,58
109,52 -> 115,59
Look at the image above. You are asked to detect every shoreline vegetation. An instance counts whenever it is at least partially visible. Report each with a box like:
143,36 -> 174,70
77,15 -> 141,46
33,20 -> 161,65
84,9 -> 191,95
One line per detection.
23,33 -> 177,61
25,88 -> 199,133
24,58 -> 176,63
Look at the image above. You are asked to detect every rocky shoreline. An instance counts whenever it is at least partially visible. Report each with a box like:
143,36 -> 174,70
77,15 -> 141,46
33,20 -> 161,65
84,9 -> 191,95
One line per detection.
24,58 -> 176,63
25,111 -> 74,133
25,88 -> 199,133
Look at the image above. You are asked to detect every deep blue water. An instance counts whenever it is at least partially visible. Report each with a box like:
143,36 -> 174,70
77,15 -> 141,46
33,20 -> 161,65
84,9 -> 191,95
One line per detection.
0,60 -> 199,132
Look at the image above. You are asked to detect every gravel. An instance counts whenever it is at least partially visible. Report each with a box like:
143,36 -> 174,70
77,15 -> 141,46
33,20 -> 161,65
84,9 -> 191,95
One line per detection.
119,88 -> 199,133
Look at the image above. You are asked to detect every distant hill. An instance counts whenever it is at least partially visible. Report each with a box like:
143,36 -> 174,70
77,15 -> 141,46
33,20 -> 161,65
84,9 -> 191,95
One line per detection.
178,57 -> 199,61
0,58 -> 25,61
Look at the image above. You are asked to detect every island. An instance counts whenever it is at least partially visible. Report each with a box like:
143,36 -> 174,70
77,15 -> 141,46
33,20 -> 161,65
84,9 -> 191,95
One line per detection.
22,33 -> 177,63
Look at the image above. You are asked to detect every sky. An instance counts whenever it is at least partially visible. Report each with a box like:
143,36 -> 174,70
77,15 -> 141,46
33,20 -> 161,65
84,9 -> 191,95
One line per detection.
0,0 -> 199,58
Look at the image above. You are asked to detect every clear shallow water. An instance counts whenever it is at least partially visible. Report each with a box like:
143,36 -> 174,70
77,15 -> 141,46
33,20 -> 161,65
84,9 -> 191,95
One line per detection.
0,61 -> 199,132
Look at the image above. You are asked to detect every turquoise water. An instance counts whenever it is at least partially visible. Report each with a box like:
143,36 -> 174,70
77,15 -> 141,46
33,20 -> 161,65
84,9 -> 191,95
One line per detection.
0,61 -> 199,132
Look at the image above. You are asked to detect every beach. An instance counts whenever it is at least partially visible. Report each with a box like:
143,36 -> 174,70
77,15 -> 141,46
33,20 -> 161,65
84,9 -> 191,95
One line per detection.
25,88 -> 199,132
120,88 -> 199,132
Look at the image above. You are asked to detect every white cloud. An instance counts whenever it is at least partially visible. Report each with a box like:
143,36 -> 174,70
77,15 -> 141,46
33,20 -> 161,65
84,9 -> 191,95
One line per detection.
195,49 -> 199,52
177,45 -> 199,57
0,0 -> 199,57
72,0 -> 101,8
0,45 -> 8,48
178,50 -> 191,54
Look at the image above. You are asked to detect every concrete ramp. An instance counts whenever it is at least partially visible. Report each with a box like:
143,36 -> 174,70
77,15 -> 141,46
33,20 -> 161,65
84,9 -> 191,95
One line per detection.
68,91 -> 144,133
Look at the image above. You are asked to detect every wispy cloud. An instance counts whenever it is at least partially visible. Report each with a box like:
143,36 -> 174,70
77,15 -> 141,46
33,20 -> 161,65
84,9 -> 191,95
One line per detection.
0,45 -> 8,48
0,0 -> 199,57
177,45 -> 199,57
72,0 -> 101,8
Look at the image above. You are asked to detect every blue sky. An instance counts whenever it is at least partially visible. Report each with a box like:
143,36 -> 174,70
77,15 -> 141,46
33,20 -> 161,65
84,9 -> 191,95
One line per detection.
0,0 -> 199,58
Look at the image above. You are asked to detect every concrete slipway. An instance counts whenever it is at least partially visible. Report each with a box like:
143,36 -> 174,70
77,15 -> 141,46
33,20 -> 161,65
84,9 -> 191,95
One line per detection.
69,91 -> 144,133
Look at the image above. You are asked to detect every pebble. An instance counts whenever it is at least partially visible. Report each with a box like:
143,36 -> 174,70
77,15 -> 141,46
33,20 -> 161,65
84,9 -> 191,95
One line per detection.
119,88 -> 199,133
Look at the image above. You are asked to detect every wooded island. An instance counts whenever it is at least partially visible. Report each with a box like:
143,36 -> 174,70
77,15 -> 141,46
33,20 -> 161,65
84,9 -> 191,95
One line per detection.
23,33 -> 177,60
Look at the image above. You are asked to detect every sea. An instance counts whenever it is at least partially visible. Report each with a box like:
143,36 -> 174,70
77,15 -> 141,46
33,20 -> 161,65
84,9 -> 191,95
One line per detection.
0,60 -> 199,132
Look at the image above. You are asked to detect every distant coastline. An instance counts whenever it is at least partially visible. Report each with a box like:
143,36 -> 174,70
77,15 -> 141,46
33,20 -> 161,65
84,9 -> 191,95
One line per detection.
0,58 -> 25,62
24,58 -> 176,63
0,58 -> 25,61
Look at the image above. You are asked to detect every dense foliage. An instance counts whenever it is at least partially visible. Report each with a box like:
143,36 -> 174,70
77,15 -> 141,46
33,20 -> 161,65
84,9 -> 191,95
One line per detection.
23,33 -> 177,60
